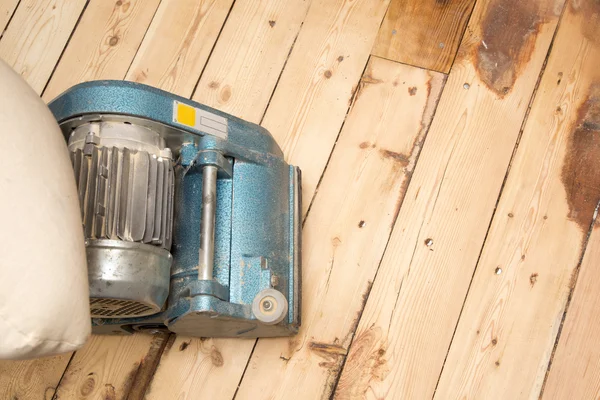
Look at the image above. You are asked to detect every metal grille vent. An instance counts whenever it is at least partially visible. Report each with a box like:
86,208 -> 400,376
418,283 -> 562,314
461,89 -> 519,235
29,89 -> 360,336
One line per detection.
90,298 -> 156,318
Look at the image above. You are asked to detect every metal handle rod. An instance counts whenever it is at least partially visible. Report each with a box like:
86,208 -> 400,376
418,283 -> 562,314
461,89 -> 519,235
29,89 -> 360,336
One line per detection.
199,165 -> 217,280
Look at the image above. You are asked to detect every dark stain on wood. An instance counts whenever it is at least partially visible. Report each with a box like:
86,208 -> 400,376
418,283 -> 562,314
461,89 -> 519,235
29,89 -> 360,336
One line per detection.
179,341 -> 190,351
530,273 -> 538,287
561,84 -> 600,231
220,85 -> 232,102
379,149 -> 410,166
337,55 -> 344,62
571,0 -> 600,42
359,141 -> 373,149
474,0 -> 549,97
268,20 -> 276,27
80,375 -> 96,397
361,75 -> 383,85
126,333 -> 171,400
408,86 -> 417,96
492,337 -> 498,346
557,71 -> 563,85
103,383 -> 116,400
309,341 -> 347,357
211,347 -> 224,367
358,220 -> 366,228
208,81 -> 219,89
495,360 -> 501,367
335,326 -> 387,399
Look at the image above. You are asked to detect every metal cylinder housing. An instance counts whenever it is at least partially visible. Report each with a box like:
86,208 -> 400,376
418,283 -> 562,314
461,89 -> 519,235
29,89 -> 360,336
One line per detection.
68,120 -> 174,318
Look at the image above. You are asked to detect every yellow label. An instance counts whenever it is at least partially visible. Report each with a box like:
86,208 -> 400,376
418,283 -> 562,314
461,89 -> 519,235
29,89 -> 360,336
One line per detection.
176,103 -> 196,127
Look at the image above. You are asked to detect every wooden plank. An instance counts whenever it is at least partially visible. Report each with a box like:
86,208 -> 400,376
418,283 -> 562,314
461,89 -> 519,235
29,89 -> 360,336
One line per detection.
0,0 -> 87,94
126,0 -> 234,97
434,2 -> 600,398
372,0 -> 475,73
236,57 -> 445,400
263,0 -> 392,215
0,354 -> 71,400
42,0 -> 161,101
53,334 -> 169,400
334,0 -> 565,399
544,230 -> 600,399
0,0 -> 19,35
148,0 -> 391,398
191,0 -> 311,123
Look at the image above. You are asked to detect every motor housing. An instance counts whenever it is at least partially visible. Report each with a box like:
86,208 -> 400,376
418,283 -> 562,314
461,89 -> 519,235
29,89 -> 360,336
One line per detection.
49,81 -> 301,337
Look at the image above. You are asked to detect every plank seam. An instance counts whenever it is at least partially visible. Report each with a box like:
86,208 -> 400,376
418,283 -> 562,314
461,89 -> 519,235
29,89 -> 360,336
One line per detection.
429,3 -> 569,396
443,0 -> 478,74
129,333 -> 174,400
329,61 -> 448,400
0,0 -> 21,40
123,0 -> 165,79
231,339 -> 258,400
538,199 -> 600,399
189,0 -> 237,101
258,20 -> 304,126
50,352 -> 76,400
40,0 -> 91,99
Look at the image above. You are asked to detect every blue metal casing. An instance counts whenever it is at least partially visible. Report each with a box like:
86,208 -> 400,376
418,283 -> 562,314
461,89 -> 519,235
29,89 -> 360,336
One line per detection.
49,81 -> 301,337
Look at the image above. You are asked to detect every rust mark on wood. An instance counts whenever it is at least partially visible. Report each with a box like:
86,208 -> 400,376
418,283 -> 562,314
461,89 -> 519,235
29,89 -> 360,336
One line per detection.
561,84 -> 600,231
220,85 -> 232,102
361,75 -> 383,85
179,340 -> 190,351
309,341 -> 347,357
211,347 -> 224,367
127,333 -> 171,400
335,326 -> 387,399
379,149 -> 410,166
103,383 -> 116,400
530,273 -> 538,287
474,0 -> 550,97
571,0 -> 600,41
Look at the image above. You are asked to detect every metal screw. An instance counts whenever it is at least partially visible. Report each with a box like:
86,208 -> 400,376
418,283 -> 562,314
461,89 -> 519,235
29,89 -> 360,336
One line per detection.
495,267 -> 502,275
425,238 -> 434,247
463,83 -> 470,89
262,299 -> 273,311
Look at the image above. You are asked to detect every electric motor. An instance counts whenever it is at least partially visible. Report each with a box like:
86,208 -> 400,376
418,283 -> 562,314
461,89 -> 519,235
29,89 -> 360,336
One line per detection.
68,121 -> 175,318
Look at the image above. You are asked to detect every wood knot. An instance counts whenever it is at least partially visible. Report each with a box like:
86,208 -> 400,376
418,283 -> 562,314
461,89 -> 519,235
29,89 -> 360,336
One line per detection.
108,36 -> 119,46
324,70 -> 332,79
211,347 -> 224,367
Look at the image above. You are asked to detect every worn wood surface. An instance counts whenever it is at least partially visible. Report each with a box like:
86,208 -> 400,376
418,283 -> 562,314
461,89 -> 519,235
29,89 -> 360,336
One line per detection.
1,0 -> 599,398
335,0 -> 566,398
435,1 -> 600,398
372,0 -> 476,73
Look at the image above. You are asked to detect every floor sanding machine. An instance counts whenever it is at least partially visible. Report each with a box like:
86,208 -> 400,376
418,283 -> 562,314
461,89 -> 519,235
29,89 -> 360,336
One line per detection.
48,81 -> 302,337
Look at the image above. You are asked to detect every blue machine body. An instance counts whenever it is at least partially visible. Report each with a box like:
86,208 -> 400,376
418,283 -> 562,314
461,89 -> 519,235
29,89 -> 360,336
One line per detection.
49,81 -> 301,337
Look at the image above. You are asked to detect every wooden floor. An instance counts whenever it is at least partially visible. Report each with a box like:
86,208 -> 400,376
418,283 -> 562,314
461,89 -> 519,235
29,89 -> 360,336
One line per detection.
1,0 -> 599,398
